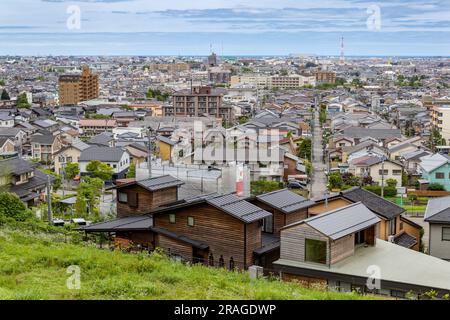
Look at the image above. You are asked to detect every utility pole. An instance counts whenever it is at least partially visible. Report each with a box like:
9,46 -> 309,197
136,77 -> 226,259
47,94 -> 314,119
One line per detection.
46,174 -> 52,222
147,127 -> 153,179
381,158 -> 385,198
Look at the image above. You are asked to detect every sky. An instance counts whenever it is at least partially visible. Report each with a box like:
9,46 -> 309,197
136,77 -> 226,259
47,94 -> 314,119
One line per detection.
1,0 -> 450,56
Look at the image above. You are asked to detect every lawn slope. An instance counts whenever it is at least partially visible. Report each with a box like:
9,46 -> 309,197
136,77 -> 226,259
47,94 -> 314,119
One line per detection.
0,224 -> 371,300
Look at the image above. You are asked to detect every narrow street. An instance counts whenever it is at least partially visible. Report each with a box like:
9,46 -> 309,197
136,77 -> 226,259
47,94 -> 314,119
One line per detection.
310,108 -> 328,198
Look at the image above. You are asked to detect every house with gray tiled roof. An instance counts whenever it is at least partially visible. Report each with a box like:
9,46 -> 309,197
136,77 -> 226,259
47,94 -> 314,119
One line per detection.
79,146 -> 130,180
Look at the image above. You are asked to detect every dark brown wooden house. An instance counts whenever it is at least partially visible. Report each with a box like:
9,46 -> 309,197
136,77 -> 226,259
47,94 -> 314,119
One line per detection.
82,178 -> 273,270
115,175 -> 185,218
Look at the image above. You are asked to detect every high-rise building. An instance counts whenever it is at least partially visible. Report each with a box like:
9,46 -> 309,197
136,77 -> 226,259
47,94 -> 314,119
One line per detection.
58,65 -> 99,105
207,52 -> 218,67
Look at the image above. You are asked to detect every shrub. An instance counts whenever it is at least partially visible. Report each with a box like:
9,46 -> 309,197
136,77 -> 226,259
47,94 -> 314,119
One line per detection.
428,183 -> 445,191
363,186 -> 397,197
0,192 -> 32,221
386,178 -> 398,188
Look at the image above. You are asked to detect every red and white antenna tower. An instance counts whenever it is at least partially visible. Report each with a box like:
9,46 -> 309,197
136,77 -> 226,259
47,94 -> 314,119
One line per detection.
340,36 -> 345,65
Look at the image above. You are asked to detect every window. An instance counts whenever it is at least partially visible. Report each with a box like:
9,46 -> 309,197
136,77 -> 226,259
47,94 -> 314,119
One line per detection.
187,216 -> 195,227
128,192 -> 138,207
392,170 -> 402,176
169,214 -> 176,224
262,215 -> 273,233
389,218 -> 396,236
442,227 -> 450,241
379,169 -> 389,175
118,192 -> 128,203
305,239 -> 327,264
436,172 -> 445,179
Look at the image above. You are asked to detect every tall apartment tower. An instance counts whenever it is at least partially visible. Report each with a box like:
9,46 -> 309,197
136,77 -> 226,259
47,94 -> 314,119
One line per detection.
58,65 -> 99,105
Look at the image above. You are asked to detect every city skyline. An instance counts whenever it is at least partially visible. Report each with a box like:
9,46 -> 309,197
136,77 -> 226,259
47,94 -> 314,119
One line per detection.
1,0 -> 450,56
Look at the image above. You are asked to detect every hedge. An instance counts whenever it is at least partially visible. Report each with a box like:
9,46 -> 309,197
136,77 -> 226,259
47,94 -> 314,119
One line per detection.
363,186 -> 397,197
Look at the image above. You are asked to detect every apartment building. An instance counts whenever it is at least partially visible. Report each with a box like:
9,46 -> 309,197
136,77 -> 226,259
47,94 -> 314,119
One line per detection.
230,74 -> 316,89
79,119 -> 117,138
58,65 -> 99,105
163,86 -> 232,121
431,104 -> 450,144
315,70 -> 336,84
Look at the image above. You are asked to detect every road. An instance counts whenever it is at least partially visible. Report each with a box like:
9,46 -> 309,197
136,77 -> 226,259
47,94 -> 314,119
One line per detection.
310,108 -> 328,198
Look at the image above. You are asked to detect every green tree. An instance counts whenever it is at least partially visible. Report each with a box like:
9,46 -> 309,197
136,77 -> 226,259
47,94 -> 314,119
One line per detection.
238,116 -> 249,124
328,172 -> 343,190
126,163 -> 136,178
86,160 -> 114,181
17,92 -> 31,108
64,163 -> 80,180
0,192 -> 32,221
76,177 -> 104,216
1,89 -> 10,100
297,138 -> 312,159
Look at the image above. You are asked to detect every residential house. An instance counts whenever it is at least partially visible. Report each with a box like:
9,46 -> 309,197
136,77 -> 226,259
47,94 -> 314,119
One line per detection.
309,187 -> 422,251
87,132 -> 115,147
0,113 -> 14,128
81,176 -> 272,270
274,202 -> 450,299
124,143 -> 148,167
348,156 -> 404,187
419,153 -> 450,191
0,157 -> 54,206
0,137 -> 16,156
424,197 -> 450,260
30,134 -> 62,163
54,139 -> 90,175
79,146 -> 130,180
157,136 -> 178,162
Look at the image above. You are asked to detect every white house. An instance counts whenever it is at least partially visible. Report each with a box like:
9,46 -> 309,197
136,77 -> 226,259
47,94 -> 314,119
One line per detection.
79,147 -> 131,180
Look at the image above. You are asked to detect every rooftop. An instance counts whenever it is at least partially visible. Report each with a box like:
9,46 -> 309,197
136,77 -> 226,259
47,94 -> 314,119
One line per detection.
256,189 -> 315,214
275,240 -> 450,292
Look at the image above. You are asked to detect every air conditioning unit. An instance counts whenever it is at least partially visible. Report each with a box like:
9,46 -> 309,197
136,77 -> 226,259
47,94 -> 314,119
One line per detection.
388,235 -> 395,243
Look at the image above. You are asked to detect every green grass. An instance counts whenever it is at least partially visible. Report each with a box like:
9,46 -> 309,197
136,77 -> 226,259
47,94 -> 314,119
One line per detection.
0,223 -> 377,300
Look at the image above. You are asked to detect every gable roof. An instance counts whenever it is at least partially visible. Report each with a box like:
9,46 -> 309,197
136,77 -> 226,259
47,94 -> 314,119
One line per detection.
30,134 -> 57,145
88,132 -> 114,146
207,194 -> 272,223
289,202 -> 380,240
116,175 -> 185,192
341,187 -> 405,219
424,196 -> 450,224
256,189 -> 315,214
0,157 -> 35,175
79,147 -> 126,162
419,153 -> 450,173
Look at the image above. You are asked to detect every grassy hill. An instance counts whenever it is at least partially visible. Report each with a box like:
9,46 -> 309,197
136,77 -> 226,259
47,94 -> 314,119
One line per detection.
0,222 -> 373,300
